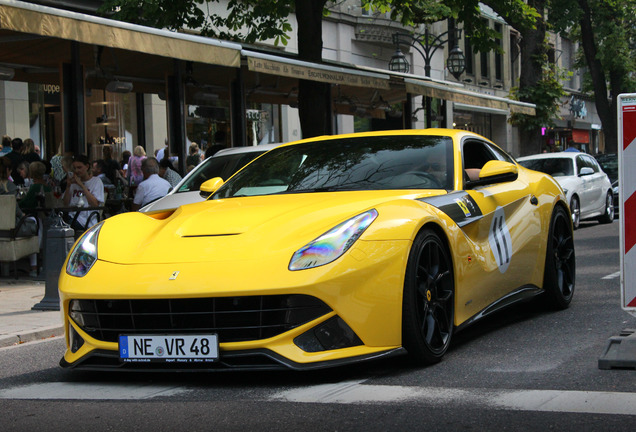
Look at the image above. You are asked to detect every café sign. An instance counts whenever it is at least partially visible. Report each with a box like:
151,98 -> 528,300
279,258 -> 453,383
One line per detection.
247,57 -> 390,90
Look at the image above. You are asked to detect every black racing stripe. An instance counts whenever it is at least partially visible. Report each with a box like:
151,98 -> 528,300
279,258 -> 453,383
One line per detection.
419,192 -> 483,227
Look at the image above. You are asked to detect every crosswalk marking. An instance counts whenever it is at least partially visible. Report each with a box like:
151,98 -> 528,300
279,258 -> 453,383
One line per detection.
602,271 -> 621,280
0,382 -> 187,400
3,381 -> 636,416
271,381 -> 636,416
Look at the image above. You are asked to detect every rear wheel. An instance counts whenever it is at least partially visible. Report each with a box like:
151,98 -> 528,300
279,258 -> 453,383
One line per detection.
543,205 -> 576,309
402,228 -> 454,364
598,191 -> 614,224
570,195 -> 580,230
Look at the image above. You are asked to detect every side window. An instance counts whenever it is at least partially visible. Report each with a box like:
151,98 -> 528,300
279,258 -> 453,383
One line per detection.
584,155 -> 600,173
462,139 -> 500,183
488,144 -> 515,164
462,140 -> 498,170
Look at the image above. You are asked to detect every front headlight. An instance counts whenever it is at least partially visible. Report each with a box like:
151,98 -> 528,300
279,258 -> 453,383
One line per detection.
289,209 -> 378,271
66,222 -> 103,277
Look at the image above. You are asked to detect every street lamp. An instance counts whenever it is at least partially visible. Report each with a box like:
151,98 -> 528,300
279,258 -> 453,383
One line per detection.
389,19 -> 466,127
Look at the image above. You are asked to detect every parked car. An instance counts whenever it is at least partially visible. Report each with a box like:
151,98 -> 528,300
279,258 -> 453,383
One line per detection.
517,152 -> 614,229
60,129 -> 575,371
594,153 -> 619,216
140,143 -> 282,212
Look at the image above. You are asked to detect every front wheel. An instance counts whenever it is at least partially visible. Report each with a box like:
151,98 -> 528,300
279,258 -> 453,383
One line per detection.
543,205 -> 576,310
598,191 -> 614,224
402,228 -> 454,364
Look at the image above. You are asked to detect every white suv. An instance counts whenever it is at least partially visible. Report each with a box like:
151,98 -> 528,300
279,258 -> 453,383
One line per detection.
517,151 -> 614,229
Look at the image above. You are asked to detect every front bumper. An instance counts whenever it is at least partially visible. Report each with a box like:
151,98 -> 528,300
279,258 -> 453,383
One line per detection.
59,239 -> 410,370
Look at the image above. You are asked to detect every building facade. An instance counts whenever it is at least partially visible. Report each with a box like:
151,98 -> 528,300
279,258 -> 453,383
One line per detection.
0,0 -> 601,165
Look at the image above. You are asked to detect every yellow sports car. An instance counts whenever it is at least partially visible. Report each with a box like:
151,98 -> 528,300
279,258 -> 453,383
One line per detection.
59,129 -> 575,371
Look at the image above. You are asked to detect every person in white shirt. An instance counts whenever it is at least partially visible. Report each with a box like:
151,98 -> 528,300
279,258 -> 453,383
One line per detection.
63,154 -> 105,230
132,157 -> 171,211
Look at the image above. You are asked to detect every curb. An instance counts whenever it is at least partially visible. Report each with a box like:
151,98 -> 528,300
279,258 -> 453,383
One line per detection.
0,325 -> 65,348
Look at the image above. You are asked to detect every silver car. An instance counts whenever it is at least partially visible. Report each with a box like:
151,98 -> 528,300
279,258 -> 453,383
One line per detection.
517,151 -> 614,229
140,143 -> 282,212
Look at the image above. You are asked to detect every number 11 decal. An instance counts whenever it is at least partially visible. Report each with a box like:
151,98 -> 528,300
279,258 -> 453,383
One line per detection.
489,207 -> 512,273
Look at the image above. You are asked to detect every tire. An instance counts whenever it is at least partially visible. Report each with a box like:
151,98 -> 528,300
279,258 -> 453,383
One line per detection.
543,205 -> 576,310
570,195 -> 580,230
598,191 -> 614,224
402,228 -> 454,364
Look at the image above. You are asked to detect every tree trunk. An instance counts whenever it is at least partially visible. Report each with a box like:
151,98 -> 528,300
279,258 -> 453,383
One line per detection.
578,0 -> 615,153
295,0 -> 330,138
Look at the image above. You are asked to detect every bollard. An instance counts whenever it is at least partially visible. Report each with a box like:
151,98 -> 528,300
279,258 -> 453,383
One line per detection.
32,212 -> 75,311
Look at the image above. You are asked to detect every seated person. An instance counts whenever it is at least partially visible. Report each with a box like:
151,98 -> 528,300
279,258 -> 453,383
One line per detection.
62,154 -> 105,231
18,161 -> 51,210
132,157 -> 171,211
92,159 -> 113,188
159,158 -> 183,188
1,156 -> 39,276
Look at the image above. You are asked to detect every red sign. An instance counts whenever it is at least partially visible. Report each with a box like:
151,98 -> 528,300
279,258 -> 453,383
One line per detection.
619,94 -> 636,313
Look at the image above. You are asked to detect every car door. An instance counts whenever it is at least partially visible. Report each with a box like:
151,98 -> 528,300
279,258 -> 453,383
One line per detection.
458,139 -> 544,317
576,154 -> 603,216
582,154 -> 607,213
575,155 -> 592,215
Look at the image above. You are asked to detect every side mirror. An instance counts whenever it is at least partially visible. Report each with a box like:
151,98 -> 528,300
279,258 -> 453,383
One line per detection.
466,160 -> 518,188
579,167 -> 594,176
199,177 -> 224,198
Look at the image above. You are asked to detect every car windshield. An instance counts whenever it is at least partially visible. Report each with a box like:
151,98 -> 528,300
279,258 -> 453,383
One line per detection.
176,151 -> 266,193
212,135 -> 454,199
519,158 -> 574,177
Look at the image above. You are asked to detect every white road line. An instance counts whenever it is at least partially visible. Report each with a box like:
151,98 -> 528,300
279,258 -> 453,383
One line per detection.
4,381 -> 636,416
602,271 -> 621,280
0,382 -> 187,400
271,381 -> 636,416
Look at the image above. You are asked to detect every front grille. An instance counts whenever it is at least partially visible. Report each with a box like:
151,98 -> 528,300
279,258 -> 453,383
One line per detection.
70,295 -> 331,343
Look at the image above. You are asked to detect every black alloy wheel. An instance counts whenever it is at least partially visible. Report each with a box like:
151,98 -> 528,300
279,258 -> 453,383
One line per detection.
403,228 -> 454,364
598,191 -> 614,224
543,205 -> 576,310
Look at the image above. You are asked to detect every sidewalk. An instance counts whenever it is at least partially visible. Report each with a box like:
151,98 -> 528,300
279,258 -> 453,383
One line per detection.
0,278 -> 64,347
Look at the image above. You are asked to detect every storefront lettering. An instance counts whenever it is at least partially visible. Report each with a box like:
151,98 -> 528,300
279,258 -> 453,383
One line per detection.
41,84 -> 60,94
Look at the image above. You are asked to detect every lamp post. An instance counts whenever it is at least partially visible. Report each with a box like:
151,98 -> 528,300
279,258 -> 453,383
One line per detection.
389,19 -> 466,128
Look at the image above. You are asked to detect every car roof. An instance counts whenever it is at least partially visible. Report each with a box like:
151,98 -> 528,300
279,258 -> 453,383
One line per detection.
517,152 -> 582,161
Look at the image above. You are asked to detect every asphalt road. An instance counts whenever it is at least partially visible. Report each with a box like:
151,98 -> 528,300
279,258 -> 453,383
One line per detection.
1,219 -> 635,432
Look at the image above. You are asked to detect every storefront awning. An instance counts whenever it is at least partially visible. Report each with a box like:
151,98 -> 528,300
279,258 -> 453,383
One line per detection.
243,51 -> 391,90
0,0 -> 242,68
405,77 -> 536,116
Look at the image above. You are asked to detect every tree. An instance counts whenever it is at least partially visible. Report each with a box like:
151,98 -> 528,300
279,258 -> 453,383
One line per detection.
100,0 -> 331,138
368,0 -> 558,155
549,0 -> 636,154
484,0 -> 568,155
101,0 -> 542,144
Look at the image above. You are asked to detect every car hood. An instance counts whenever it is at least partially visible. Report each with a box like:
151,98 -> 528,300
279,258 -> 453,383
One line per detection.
97,190 -> 444,264
551,176 -> 577,193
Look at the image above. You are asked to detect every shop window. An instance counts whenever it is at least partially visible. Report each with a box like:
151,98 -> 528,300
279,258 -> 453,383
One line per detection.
464,37 -> 474,77
85,90 -> 137,162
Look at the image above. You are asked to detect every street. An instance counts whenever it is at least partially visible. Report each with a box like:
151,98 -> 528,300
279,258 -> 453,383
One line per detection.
1,219 -> 635,431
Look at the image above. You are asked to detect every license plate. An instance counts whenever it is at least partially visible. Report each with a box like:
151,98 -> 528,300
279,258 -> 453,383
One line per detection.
119,334 -> 218,363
